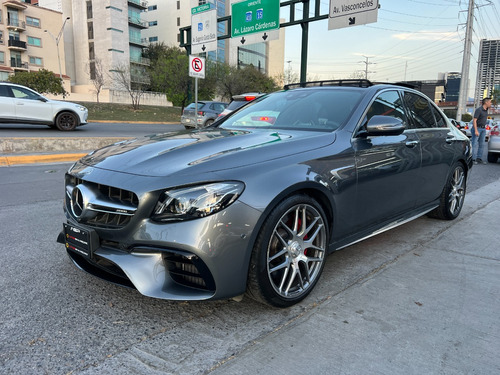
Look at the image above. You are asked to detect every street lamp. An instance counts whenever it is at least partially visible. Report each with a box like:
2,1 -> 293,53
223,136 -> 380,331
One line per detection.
44,16 -> 70,81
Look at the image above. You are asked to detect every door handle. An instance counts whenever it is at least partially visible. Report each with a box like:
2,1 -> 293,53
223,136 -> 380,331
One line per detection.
405,140 -> 419,148
446,137 -> 454,144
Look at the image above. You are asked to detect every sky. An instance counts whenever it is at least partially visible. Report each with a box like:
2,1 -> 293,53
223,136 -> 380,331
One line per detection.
282,0 -> 500,98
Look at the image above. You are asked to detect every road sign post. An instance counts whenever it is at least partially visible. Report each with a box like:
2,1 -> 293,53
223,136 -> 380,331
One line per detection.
189,56 -> 206,129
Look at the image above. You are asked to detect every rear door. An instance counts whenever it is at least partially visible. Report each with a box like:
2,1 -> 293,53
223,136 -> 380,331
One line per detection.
353,89 -> 422,231
403,91 -> 457,207
0,84 -> 16,121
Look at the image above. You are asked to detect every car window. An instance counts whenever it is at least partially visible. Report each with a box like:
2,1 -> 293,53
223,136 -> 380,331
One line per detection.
0,85 -> 10,97
403,92 -> 436,129
11,87 -> 41,100
226,100 -> 248,111
222,89 -> 362,131
364,90 -> 409,127
429,104 -> 447,128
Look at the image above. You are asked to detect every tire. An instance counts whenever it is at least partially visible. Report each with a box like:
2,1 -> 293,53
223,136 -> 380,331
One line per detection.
247,195 -> 328,308
204,119 -> 214,127
428,162 -> 466,220
487,152 -> 498,163
55,112 -> 78,131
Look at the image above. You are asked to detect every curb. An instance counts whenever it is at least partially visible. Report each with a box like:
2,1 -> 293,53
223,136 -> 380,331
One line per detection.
0,153 -> 87,166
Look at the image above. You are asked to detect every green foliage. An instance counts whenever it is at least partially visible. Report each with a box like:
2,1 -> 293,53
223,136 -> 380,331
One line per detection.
144,43 -> 279,110
461,113 -> 472,122
490,88 -> 500,107
216,64 -> 280,101
8,69 -> 67,97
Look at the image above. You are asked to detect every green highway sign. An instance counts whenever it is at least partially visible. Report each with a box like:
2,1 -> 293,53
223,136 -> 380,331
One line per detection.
231,0 -> 279,38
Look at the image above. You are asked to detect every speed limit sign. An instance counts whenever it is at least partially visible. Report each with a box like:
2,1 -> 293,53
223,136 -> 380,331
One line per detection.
189,55 -> 205,79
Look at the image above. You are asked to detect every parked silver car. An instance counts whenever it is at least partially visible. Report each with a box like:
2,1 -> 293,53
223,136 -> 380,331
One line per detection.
0,82 -> 88,131
181,101 -> 227,128
487,122 -> 500,163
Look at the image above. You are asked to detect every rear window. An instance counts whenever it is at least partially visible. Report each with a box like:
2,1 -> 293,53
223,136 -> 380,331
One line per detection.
186,102 -> 206,109
222,89 -> 362,131
226,100 -> 249,111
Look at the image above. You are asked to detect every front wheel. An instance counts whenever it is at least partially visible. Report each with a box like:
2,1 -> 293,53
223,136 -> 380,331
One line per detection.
428,163 -> 466,220
55,112 -> 78,131
247,195 -> 328,307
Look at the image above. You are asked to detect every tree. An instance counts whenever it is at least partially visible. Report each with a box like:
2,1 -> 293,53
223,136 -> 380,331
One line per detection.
87,59 -> 106,104
217,64 -> 279,101
111,64 -> 149,109
8,69 -> 67,97
461,113 -> 472,122
490,88 -> 500,107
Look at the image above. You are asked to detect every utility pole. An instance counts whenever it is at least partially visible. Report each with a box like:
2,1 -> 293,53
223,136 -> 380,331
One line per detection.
359,56 -> 375,79
456,0 -> 474,121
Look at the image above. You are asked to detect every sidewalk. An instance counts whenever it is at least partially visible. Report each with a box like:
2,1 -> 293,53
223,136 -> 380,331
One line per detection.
209,181 -> 500,374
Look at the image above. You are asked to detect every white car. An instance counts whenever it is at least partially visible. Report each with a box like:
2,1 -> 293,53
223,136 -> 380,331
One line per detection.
487,122 -> 500,163
463,119 -> 492,142
0,82 -> 88,131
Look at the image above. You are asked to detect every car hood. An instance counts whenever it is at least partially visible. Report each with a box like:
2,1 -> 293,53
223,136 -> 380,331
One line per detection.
78,128 -> 336,177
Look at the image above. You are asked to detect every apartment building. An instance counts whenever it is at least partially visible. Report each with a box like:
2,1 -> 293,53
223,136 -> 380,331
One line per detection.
0,0 -> 67,87
474,39 -> 500,106
38,0 -> 165,104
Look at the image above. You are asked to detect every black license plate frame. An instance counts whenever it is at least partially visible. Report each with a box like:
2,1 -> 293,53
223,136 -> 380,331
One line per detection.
63,223 -> 97,259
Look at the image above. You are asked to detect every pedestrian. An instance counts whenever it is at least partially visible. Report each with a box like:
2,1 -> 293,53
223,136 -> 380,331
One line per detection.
471,97 -> 492,164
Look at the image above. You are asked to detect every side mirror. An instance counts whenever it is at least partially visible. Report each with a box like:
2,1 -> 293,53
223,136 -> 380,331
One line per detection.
366,115 -> 405,136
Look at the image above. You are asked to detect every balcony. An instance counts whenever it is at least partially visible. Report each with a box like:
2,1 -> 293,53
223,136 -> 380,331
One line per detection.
128,17 -> 148,29
8,39 -> 27,51
10,59 -> 28,70
129,36 -> 146,47
7,19 -> 26,31
130,56 -> 150,66
128,0 -> 148,10
3,0 -> 27,10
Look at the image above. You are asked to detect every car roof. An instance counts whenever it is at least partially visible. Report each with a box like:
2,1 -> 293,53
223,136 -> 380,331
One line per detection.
284,79 -> 417,92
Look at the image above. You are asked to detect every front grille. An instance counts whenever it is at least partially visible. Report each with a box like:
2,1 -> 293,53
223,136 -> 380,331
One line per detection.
164,253 -> 215,292
66,174 -> 139,229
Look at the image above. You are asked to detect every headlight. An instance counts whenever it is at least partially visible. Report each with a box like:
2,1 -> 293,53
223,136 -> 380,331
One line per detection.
77,106 -> 87,111
151,182 -> 244,222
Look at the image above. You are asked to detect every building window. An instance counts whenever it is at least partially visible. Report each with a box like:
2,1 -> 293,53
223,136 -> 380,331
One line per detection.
177,33 -> 180,43
148,5 -> 157,11
177,1 -> 180,10
87,22 -> 94,39
89,61 -> 95,80
29,56 -> 43,66
0,51 -> 4,64
27,36 -> 41,47
26,16 -> 40,27
177,17 -> 180,27
149,21 -> 157,26
0,10 -> 3,24
86,1 -> 93,19
89,42 -> 94,60
149,36 -> 158,42
0,31 -> 3,44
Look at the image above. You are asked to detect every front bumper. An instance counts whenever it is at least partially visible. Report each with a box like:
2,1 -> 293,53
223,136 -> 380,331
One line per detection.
59,199 -> 262,301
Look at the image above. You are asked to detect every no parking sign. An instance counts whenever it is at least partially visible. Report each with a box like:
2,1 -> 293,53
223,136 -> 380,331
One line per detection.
189,56 -> 205,79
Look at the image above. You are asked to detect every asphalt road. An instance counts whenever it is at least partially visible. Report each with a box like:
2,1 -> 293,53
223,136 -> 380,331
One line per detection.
1,162 -> 499,374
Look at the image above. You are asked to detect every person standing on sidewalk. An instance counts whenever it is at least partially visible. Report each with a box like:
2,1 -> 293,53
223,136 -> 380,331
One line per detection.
471,97 -> 492,164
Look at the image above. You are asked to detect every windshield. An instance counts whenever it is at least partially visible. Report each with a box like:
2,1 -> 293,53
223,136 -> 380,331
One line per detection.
221,89 -> 362,131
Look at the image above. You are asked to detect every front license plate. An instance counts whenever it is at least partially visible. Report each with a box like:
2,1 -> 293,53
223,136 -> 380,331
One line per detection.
63,223 -> 94,258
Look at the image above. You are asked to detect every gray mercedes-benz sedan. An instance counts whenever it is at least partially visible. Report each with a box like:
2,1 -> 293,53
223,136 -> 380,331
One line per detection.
58,80 -> 472,307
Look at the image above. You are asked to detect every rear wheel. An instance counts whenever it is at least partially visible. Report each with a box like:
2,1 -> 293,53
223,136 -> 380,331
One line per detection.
204,119 -> 214,127
428,163 -> 466,220
55,112 -> 78,131
247,195 -> 328,307
487,152 -> 498,163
